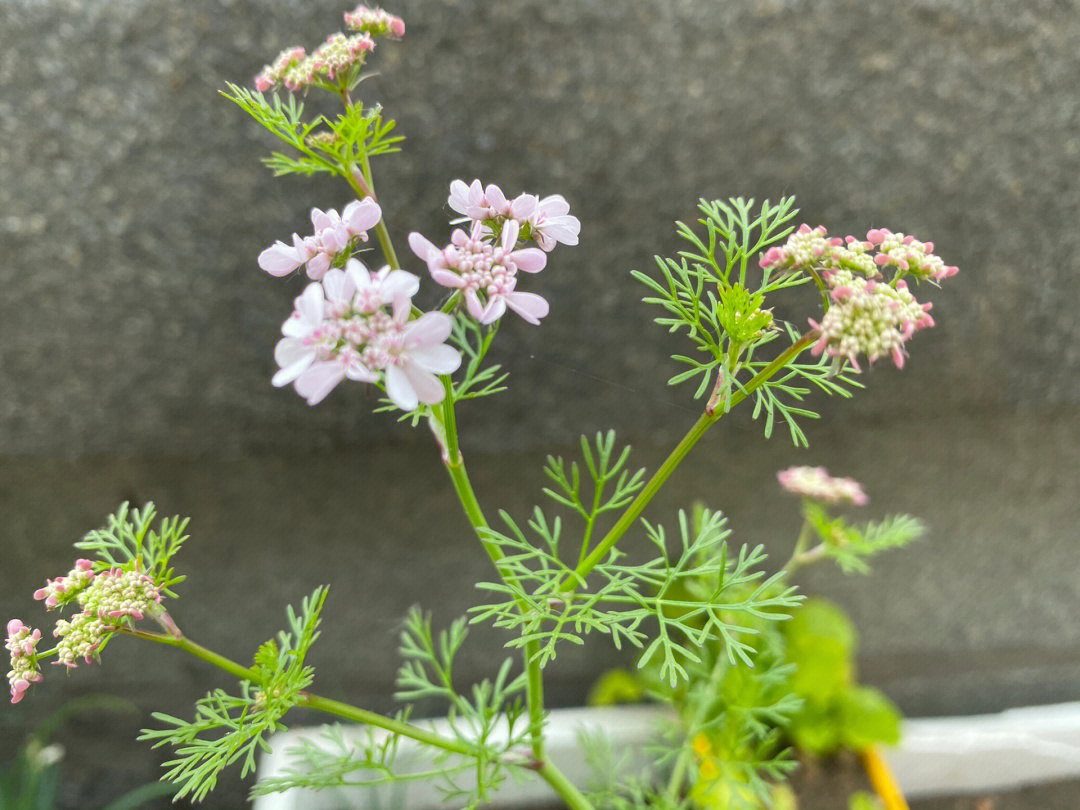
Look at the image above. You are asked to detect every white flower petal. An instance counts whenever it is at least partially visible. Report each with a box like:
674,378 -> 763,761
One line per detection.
402,361 -> 446,404
404,311 -> 453,348
294,361 -> 345,405
384,365 -> 418,411
409,344 -> 461,375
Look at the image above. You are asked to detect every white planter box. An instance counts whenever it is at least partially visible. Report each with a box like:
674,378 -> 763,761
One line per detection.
254,702 -> 1080,810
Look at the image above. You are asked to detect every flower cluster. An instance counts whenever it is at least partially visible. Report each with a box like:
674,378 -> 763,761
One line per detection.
777,466 -> 868,506
810,270 -> 934,370
760,223 -> 957,283
6,620 -> 43,704
53,567 -> 162,669
344,4 -> 405,38
409,220 -> 550,325
254,46 -> 309,93
273,261 -> 461,409
448,179 -> 580,253
759,223 -> 955,369
258,200 -> 383,280
33,558 -> 94,609
254,7 -> 402,92
866,228 -> 958,282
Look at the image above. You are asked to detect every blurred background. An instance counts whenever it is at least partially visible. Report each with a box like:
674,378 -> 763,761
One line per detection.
2,0 -> 1079,806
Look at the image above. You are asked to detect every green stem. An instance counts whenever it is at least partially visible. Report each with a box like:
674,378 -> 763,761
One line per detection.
781,517 -> 815,575
436,395 -> 589,803
121,629 -> 473,757
537,761 -> 595,810
562,329 -> 820,590
664,654 -> 726,802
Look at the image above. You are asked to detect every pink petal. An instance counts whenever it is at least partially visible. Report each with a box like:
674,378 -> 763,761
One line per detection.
380,269 -> 420,301
322,267 -> 355,304
402,361 -> 447,404
409,344 -> 462,375
384,365 -> 418,411
510,248 -> 547,272
538,195 -> 570,217
344,357 -> 378,382
294,361 -> 346,405
258,242 -> 303,276
343,199 -> 382,235
511,193 -> 538,219
408,232 -> 441,263
485,184 -> 508,211
501,219 -> 521,250
431,269 -> 466,288
306,253 -> 331,280
504,291 -> 549,324
480,296 -> 507,324
448,180 -> 471,215
465,290 -> 486,320
404,311 -> 453,349
345,258 -> 373,290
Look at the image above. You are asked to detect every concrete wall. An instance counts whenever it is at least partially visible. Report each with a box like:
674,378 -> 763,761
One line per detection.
2,0 -> 1079,806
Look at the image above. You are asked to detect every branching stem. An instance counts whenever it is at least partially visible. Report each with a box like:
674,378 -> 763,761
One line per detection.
561,328 -> 820,592
119,628 -> 475,757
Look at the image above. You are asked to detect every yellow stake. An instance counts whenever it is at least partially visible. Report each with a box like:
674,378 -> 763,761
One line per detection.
859,746 -> 910,810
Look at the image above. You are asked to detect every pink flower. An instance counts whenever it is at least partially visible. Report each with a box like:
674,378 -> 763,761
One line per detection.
254,46 -> 307,92
809,271 -> 934,371
33,559 -> 95,609
344,4 -> 405,38
409,220 -> 549,325
6,619 -> 43,704
310,32 -> 376,80
527,194 -> 580,251
447,180 -> 580,253
272,262 -> 460,409
258,199 -> 383,280
777,466 -> 868,506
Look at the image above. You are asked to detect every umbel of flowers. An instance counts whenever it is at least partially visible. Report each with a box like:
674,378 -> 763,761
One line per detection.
760,223 -> 953,370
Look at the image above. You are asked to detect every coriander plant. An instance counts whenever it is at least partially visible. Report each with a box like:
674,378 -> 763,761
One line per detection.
6,6 -> 958,810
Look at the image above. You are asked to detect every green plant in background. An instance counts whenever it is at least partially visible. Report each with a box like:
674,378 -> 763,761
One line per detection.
0,695 -> 175,810
6,4 -> 958,810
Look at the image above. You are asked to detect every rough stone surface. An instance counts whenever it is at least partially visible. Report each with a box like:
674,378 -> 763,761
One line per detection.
2,1 -> 1079,808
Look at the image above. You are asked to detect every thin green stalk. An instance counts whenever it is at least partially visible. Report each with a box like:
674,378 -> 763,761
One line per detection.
664,654 -> 726,803
437,395 -> 588,801
121,629 -> 474,757
537,761 -> 595,810
781,517 -> 815,575
561,329 -> 820,591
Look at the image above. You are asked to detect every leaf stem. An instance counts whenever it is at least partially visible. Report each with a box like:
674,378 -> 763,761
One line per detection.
562,329 -> 820,591
120,629 -> 474,757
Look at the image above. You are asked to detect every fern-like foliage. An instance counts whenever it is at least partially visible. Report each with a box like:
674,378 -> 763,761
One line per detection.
471,506 -> 801,686
803,504 -> 925,574
74,502 -> 188,595
139,588 -> 328,802
221,85 -> 402,178
635,198 -> 862,446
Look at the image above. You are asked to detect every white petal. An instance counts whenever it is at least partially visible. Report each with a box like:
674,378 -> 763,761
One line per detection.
403,361 -> 446,404
538,195 -> 570,217
384,365 -> 418,411
322,267 -> 354,304
511,193 -> 538,219
480,296 -> 507,324
404,311 -> 453,349
380,269 -> 420,302
408,232 -> 440,263
272,340 -> 315,386
258,242 -> 303,276
501,219 -> 520,249
294,361 -> 345,405
504,291 -> 549,324
409,344 -> 462,375
295,282 -> 325,323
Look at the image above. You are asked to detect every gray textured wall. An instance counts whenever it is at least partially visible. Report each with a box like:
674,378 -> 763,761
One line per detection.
2,0 -> 1080,807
